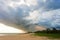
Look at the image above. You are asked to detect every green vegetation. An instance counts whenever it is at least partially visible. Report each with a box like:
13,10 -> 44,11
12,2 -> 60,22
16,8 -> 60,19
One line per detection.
33,27 -> 60,38
34,32 -> 60,38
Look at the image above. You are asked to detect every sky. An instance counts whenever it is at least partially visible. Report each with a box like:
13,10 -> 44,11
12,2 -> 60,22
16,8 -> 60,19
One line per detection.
0,0 -> 60,31
0,23 -> 26,33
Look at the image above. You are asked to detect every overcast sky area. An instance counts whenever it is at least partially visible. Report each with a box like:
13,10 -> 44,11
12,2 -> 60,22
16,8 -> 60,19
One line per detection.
0,0 -> 60,30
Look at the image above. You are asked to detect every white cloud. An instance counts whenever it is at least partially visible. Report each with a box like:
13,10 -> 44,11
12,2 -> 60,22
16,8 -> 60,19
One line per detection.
25,0 -> 38,6
24,10 -> 40,24
41,9 -> 60,26
8,0 -> 26,8
24,8 -> 60,27
5,0 -> 38,8
42,0 -> 47,2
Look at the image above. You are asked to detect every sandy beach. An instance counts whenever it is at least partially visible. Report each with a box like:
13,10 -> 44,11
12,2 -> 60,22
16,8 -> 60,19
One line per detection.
0,33 -> 60,40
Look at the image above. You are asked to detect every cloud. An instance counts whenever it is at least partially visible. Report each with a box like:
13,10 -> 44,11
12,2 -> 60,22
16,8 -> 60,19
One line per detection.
39,9 -> 60,27
24,10 -> 40,24
0,0 -> 60,31
24,8 -> 60,27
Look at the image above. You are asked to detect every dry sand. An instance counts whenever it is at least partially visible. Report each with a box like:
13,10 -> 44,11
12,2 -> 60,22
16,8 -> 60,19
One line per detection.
0,33 -> 60,40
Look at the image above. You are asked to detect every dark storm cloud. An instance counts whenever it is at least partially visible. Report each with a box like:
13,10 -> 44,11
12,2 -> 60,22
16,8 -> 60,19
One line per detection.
0,0 -> 60,31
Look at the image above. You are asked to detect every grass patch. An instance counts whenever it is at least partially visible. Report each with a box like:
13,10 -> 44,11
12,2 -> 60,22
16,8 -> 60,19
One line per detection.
34,32 -> 60,38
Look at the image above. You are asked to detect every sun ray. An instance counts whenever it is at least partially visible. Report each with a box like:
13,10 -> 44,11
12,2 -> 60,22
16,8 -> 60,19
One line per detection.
0,23 -> 26,33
